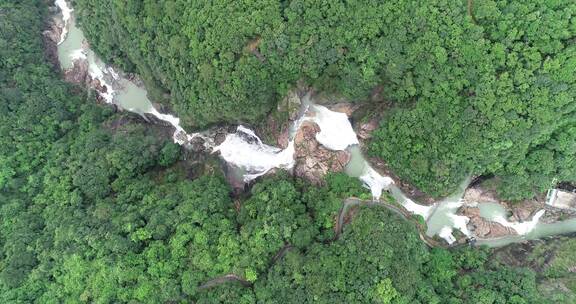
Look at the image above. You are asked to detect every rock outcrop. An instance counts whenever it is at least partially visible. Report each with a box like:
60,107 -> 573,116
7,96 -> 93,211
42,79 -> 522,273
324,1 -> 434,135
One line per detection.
459,185 -> 569,238
460,186 -> 520,238
326,103 -> 359,116
462,186 -> 499,204
43,18 -> 62,68
257,89 -> 304,149
63,59 -> 90,84
460,206 -> 517,238
278,90 -> 303,121
357,118 -> 379,140
293,121 -> 351,185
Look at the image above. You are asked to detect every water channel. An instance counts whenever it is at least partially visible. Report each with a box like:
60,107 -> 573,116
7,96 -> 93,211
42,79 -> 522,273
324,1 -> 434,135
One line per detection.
54,1 -> 576,247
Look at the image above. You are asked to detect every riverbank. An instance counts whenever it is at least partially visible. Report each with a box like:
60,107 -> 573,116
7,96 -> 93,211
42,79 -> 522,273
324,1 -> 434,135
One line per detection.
49,0 -> 576,249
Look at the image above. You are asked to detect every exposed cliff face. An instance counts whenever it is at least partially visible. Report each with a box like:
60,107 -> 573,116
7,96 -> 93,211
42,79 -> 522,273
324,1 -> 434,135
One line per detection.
42,16 -> 62,69
260,89 -> 304,148
258,91 -> 358,185
326,103 -> 359,116
357,118 -> 379,141
62,59 -> 88,83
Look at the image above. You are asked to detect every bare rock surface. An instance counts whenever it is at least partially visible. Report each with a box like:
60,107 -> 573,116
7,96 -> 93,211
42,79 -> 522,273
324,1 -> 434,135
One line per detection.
44,19 -> 63,44
326,103 -> 359,116
278,90 -> 302,120
63,59 -> 90,84
277,129 -> 290,149
463,187 -> 499,204
459,185 -> 576,239
43,19 -> 62,68
460,206 -> 516,238
213,128 -> 228,146
357,118 -> 379,140
257,89 -> 304,148
293,121 -> 350,184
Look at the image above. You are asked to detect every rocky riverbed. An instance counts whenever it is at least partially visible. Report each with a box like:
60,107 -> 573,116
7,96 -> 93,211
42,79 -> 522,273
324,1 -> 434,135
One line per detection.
459,185 -> 576,240
293,120 -> 351,185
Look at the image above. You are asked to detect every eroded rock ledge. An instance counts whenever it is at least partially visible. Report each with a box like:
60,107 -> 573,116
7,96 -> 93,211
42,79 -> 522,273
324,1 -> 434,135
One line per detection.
294,121 -> 351,185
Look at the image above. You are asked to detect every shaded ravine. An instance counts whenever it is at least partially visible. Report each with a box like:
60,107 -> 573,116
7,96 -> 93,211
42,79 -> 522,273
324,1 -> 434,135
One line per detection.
52,1 -> 576,248
52,0 -> 394,199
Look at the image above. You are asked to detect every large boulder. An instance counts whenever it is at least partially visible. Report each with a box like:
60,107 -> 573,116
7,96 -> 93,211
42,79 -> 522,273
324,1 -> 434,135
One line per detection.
63,59 -> 90,84
326,103 -> 359,116
460,206 -> 516,238
294,121 -> 351,185
357,118 -> 379,140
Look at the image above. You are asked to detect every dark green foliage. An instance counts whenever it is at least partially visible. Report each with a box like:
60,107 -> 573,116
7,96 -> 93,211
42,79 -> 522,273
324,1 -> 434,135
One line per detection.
301,173 -> 369,240
368,0 -> 576,200
0,2 -> 242,302
74,0 -> 285,127
158,142 -> 181,167
0,10 -> 368,299
0,1 -> 570,303
256,207 -> 544,304
426,248 -> 542,304
195,283 -> 256,304
255,206 -> 429,303
238,176 -> 317,281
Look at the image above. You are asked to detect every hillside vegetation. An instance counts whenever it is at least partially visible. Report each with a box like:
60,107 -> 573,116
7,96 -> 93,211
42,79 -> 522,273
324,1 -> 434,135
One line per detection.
0,2 -> 554,301
74,0 -> 576,200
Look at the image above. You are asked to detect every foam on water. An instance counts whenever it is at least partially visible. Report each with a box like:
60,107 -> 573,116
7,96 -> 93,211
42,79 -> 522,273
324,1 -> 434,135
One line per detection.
359,167 -> 394,199
389,185 -> 434,218
308,105 -> 359,150
214,126 -> 296,182
492,209 -> 546,235
309,105 -> 394,199
55,0 -> 73,44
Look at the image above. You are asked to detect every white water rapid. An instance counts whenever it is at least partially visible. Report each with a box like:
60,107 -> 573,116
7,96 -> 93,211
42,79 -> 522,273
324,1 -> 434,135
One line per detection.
214,127 -> 296,182
55,0 -> 72,44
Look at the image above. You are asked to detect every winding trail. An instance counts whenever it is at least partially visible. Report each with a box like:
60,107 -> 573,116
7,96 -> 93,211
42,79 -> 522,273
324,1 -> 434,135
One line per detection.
335,198 -> 444,248
196,196 -> 443,291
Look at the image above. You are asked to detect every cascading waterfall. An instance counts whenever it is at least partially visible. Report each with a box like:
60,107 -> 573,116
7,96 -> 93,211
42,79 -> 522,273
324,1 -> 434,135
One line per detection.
54,0 -> 207,145
492,210 -> 546,235
213,126 -> 296,182
55,0 -> 72,44
54,0 -> 561,247
306,104 -> 394,199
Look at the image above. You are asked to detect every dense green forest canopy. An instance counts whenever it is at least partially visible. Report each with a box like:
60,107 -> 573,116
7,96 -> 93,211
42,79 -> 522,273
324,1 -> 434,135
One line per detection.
0,0 -> 574,303
73,0 -> 576,200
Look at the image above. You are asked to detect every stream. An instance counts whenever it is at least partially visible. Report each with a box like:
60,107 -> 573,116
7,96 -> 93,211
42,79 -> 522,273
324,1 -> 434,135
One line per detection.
54,1 -> 576,247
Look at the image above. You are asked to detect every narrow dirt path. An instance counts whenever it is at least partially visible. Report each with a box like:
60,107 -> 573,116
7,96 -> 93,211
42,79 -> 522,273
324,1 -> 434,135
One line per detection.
468,0 -> 477,24
334,197 -> 445,248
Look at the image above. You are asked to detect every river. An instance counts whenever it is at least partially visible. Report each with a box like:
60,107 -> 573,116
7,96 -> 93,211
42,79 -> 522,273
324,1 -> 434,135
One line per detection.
53,1 -> 576,247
